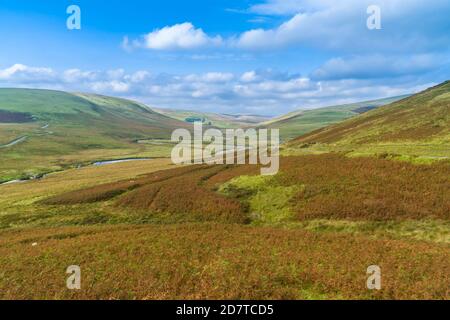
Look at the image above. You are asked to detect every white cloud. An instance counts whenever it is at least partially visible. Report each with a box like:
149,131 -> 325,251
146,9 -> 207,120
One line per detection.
240,71 -> 259,82
312,54 -> 448,81
106,69 -> 126,80
90,81 -> 130,93
0,64 -> 55,81
185,72 -> 234,83
124,1 -> 450,55
125,71 -> 151,83
140,22 -> 223,50
235,0 -> 450,52
0,64 -> 444,115
63,69 -> 97,83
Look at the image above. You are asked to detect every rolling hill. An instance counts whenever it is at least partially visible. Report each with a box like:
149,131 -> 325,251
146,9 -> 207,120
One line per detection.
287,81 -> 450,160
0,88 -> 419,181
259,96 -> 408,141
156,96 -> 407,141
0,88 -> 187,136
0,87 -> 448,300
154,107 -> 270,128
0,88 -> 188,181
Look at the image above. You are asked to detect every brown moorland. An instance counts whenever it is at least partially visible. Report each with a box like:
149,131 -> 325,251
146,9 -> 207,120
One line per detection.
43,164 -> 249,223
279,155 -> 450,221
0,223 -> 448,300
43,154 -> 450,222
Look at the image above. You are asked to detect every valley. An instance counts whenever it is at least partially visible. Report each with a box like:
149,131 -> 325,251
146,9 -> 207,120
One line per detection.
0,83 -> 448,300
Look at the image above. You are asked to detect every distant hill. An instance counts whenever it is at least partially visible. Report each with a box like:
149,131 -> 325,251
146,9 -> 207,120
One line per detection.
154,108 -> 270,128
0,88 -> 187,137
259,96 -> 408,141
288,81 -> 450,160
0,88 -> 189,181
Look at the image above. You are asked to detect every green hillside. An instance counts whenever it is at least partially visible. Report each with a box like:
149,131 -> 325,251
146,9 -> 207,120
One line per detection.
287,81 -> 450,160
0,88 -> 188,182
260,96 -> 408,141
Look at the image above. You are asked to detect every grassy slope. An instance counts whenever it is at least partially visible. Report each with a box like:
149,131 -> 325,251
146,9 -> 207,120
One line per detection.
0,88 -> 188,181
286,81 -> 450,160
260,96 -> 408,142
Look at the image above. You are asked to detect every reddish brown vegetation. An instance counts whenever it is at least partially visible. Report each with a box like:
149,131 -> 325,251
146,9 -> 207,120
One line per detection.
42,165 -> 203,205
116,165 -> 248,223
277,155 -> 450,220
43,154 -> 450,222
44,164 -> 249,223
43,180 -> 139,204
0,224 -> 448,299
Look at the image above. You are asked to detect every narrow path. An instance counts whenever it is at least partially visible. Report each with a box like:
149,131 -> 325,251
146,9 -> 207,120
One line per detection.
0,123 -> 49,149
0,136 -> 28,148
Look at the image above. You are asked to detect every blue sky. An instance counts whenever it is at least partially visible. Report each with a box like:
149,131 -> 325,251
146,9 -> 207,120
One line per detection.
1,0 -> 449,115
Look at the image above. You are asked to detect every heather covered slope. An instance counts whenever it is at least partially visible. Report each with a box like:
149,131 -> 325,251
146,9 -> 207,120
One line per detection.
288,82 -> 450,159
0,223 -> 448,299
39,154 -> 450,224
0,155 -> 448,299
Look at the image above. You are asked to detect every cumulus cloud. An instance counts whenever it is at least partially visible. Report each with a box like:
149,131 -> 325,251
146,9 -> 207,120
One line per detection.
90,81 -> 130,93
237,0 -> 450,51
0,64 -> 55,82
123,0 -> 450,57
120,0 -> 450,60
184,72 -> 234,83
128,22 -> 223,51
240,71 -> 259,82
63,69 -> 97,83
1,64 -> 439,115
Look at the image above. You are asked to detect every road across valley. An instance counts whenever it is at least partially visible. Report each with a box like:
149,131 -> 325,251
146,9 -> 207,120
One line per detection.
0,135 -> 28,148
0,123 -> 50,149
